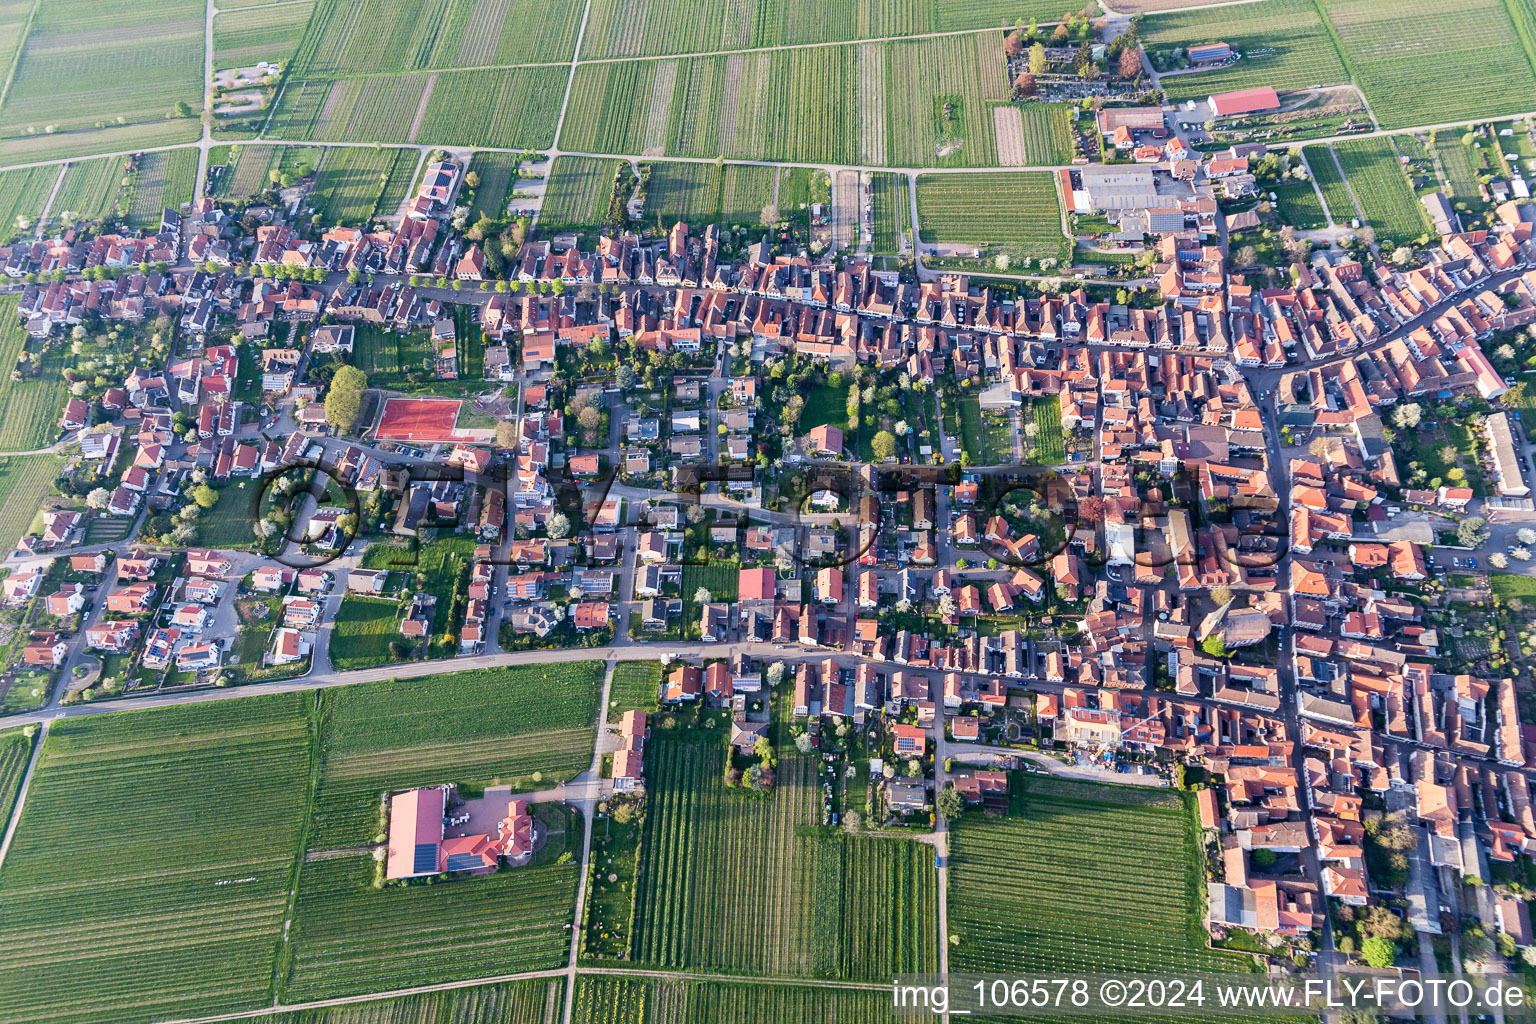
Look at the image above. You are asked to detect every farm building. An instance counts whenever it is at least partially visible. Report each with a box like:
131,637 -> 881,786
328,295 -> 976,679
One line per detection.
1095,107 -> 1166,136
384,787 -> 536,880
1188,43 -> 1232,65
1209,87 -> 1280,118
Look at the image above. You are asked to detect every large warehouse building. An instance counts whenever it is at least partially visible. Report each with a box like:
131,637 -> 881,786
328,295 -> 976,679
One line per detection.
1209,87 -> 1280,118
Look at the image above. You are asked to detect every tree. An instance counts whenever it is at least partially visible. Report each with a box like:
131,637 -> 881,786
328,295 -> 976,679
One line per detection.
1457,515 -> 1491,549
464,170 -> 480,189
1004,30 -> 1024,57
693,587 -> 712,604
325,365 -> 368,432
578,405 -> 603,436
173,100 -> 192,118
192,484 -> 219,509
1516,528 -> 1535,546
794,732 -> 815,754
936,784 -> 965,821
1210,585 -> 1234,607
871,430 -> 897,460
937,593 -> 957,618
1014,71 -> 1037,96
1251,848 -> 1277,869
86,487 -> 111,509
1390,245 -> 1414,266
1391,402 -> 1422,429
766,661 -> 788,687
1235,245 -> 1257,268
1201,636 -> 1230,658
1052,22 -> 1069,44
1118,45 -> 1142,79
1029,42 -> 1047,75
1359,936 -> 1396,969
547,512 -> 571,540
615,364 -> 637,390
1490,552 -> 1509,569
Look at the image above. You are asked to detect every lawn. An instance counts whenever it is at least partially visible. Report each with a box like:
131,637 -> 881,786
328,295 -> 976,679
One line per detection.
1143,0 -> 1349,102
915,172 -> 1068,263
801,379 -> 851,434
0,455 -> 63,554
1322,0 -> 1536,129
1332,137 -> 1431,244
198,477 -> 261,549
0,695 -> 314,1024
1027,396 -> 1064,465
305,661 -> 604,851
1270,179 -> 1327,229
623,732 -> 937,980
607,661 -> 661,722
949,777 -> 1261,981
328,595 -> 403,670
1491,573 -> 1536,600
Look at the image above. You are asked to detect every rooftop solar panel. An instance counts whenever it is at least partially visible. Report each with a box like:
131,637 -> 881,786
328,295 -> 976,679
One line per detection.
413,842 -> 438,874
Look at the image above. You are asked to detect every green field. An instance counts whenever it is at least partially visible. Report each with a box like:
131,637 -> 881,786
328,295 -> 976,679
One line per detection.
1323,0 -> 1536,129
1433,130 -> 1483,203
1270,178 -> 1328,229
950,777 -> 1254,979
52,155 -> 128,226
0,297 -> 71,452
418,66 -> 566,148
539,156 -> 619,232
310,146 -> 415,225
915,172 -> 1067,262
0,165 -> 56,244
0,728 -> 35,840
607,660 -> 661,722
1012,102 -> 1074,165
466,150 -> 524,220
0,455 -> 64,554
0,696 -> 313,1024
306,662 -> 604,850
213,0 -> 313,68
572,975 -> 939,1023
1144,0 -> 1350,102
1027,396 -> 1064,465
0,0 -> 204,150
1332,137 -> 1431,243
870,171 -> 909,253
625,734 -> 937,980
290,0 -> 584,75
266,979 -> 563,1024
283,852 -> 578,1001
328,595 -> 403,670
579,0 -> 1069,58
126,146 -> 198,229
884,34 -> 1010,168
1303,144 -> 1357,224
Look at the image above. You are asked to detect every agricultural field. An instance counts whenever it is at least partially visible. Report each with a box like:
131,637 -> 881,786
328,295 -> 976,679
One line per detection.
0,118 -> 200,166
0,728 -> 34,837
560,46 -> 862,165
266,980 -> 564,1024
0,165 -> 55,244
52,155 -> 129,227
328,595 -> 404,670
1302,145 -> 1358,225
571,975 -> 939,1024
722,163 -> 776,224
0,455 -> 64,554
1332,137 -> 1431,244
884,34 -> 1009,167
306,661 -> 603,850
1143,0 -> 1350,102
290,0 -> 582,76
213,0 -> 313,68
626,735 -> 937,980
0,695 -> 313,1024
0,0 -> 204,147
465,150 -> 524,221
607,660 -> 661,722
539,156 -> 619,233
579,0 -> 1067,58
949,777 -> 1253,979
418,66 -> 566,148
645,162 -> 723,225
1433,130 -> 1484,203
310,147 -> 413,225
282,853 -> 578,1001
126,147 -> 199,229
0,297 -> 71,452
217,143 -> 278,197
1322,0 -> 1536,129
1270,178 -> 1328,230
869,171 -> 909,254
914,172 -> 1068,263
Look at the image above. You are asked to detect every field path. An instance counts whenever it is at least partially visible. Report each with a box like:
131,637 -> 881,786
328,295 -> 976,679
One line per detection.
32,162 -> 65,237
560,657 -> 616,1024
548,0 -> 597,161
406,73 -> 437,144
0,721 -> 44,873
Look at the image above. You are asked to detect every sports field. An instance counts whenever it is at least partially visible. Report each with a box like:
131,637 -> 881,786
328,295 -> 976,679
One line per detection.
375,396 -> 465,441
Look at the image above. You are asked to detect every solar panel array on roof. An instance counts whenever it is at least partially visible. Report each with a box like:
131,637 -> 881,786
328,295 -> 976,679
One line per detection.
413,842 -> 438,874
444,853 -> 482,872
